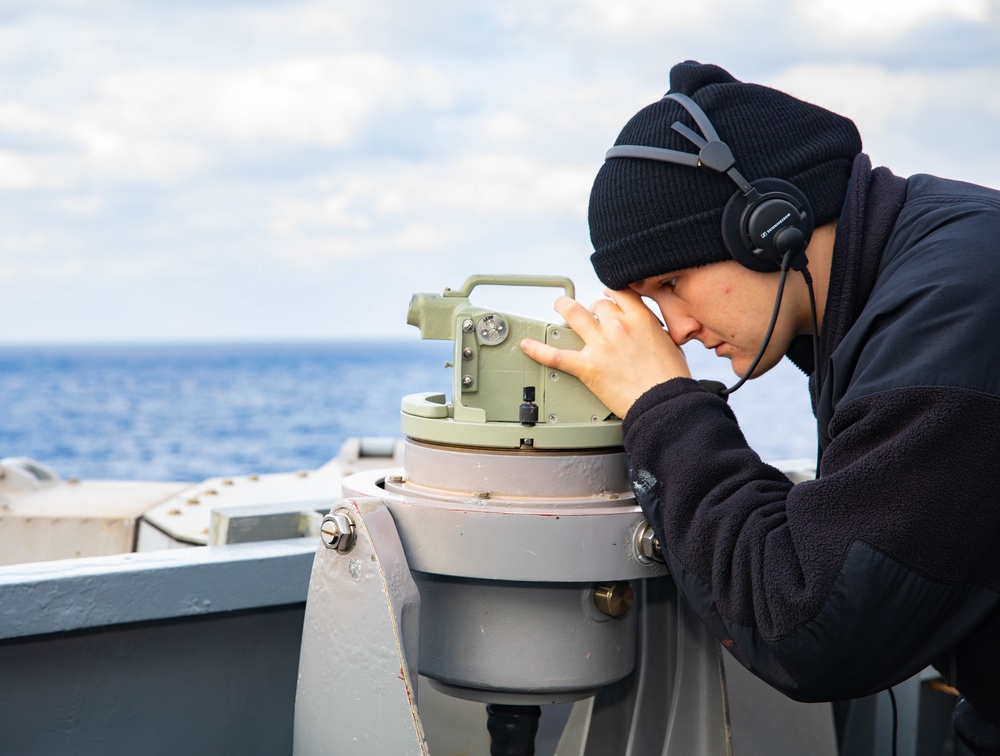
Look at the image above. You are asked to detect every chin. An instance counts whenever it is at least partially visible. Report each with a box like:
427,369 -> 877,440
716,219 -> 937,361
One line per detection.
730,355 -> 777,380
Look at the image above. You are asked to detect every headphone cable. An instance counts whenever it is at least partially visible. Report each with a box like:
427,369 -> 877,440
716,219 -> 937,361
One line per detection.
887,687 -> 899,756
719,252 -> 794,396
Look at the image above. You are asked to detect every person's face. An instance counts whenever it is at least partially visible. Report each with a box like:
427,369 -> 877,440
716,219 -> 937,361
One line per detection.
629,260 -> 800,379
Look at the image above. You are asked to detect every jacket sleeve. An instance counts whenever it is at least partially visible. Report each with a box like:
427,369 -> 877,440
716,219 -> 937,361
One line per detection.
623,377 -> 1000,702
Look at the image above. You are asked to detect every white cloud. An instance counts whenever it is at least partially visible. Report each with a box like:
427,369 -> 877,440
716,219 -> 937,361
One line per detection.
2,0 -> 1000,342
97,55 -> 412,147
390,222 -> 449,252
796,0 -> 991,38
498,0 -> 738,40
770,62 -> 1000,184
480,111 -> 533,144
277,235 -> 375,270
0,256 -> 84,282
0,151 -> 45,191
266,184 -> 377,236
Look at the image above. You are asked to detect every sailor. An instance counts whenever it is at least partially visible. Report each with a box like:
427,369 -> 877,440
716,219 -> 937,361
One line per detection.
522,60 -> 1000,755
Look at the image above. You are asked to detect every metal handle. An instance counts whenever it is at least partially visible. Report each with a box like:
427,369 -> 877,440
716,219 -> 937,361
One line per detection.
443,274 -> 575,301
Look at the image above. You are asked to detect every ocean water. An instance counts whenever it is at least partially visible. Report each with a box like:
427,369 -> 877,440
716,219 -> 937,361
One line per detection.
0,340 -> 816,483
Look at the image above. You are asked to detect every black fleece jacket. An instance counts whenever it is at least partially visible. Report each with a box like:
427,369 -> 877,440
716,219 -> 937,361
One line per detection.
622,155 -> 1000,748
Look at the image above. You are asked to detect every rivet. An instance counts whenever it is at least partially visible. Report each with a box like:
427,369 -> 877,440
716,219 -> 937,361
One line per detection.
594,582 -> 634,618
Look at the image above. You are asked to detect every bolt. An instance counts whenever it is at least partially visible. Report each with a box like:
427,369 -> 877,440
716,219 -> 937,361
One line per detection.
633,521 -> 665,565
462,374 -> 474,388
385,474 -> 404,485
321,509 -> 357,553
472,490 -> 491,499
462,347 -> 475,361
594,582 -> 634,618
462,319 -> 475,333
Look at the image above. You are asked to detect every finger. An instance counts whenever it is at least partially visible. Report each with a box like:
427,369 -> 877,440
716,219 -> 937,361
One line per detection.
553,296 -> 601,339
605,287 -> 666,327
520,337 -> 583,375
603,287 -> 646,312
590,297 -> 621,321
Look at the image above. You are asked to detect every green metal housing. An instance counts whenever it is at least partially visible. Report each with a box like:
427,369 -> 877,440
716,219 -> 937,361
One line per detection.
403,275 -> 622,450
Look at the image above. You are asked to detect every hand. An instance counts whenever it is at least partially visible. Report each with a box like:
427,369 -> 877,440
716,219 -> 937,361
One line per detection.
520,288 -> 692,419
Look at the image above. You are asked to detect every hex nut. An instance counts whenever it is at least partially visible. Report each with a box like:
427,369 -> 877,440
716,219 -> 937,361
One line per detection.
320,509 -> 357,553
634,521 -> 665,565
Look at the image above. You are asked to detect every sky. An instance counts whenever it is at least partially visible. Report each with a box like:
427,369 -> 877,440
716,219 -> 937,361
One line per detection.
2,0 -> 999,344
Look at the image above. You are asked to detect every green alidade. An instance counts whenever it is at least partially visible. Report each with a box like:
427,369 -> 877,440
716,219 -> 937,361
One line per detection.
402,274 -> 622,450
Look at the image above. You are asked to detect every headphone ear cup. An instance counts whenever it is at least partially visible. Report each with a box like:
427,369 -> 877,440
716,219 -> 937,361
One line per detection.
721,178 -> 815,272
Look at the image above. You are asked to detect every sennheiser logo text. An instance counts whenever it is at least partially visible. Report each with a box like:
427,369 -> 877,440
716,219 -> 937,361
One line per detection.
760,212 -> 792,239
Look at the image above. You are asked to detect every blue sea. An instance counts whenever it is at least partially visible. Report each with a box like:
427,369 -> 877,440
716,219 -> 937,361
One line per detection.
0,340 -> 817,483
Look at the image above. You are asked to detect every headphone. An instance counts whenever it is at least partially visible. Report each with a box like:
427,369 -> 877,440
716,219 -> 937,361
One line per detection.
604,92 -> 819,397
605,92 -> 814,274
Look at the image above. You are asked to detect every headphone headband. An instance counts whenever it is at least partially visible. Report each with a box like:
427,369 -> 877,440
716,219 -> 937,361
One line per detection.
605,93 -> 756,198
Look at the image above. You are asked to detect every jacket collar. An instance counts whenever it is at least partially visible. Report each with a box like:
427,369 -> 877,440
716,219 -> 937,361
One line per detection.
786,154 -> 908,400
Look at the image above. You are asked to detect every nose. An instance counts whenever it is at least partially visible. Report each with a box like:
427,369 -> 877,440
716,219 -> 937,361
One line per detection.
657,300 -> 700,346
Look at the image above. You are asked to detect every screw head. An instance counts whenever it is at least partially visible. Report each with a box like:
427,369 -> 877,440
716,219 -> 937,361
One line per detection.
462,319 -> 475,333
462,374 -> 474,388
321,509 -> 356,553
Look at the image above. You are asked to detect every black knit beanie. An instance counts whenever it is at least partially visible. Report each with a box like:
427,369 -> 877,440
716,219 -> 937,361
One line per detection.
589,61 -> 862,289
